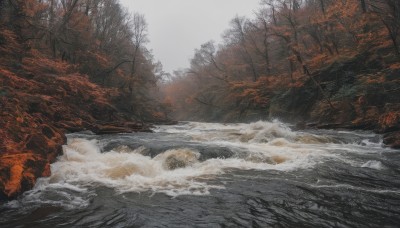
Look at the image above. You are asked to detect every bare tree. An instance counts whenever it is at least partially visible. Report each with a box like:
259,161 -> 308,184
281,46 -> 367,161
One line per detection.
131,13 -> 148,76
191,41 -> 229,83
226,16 -> 259,81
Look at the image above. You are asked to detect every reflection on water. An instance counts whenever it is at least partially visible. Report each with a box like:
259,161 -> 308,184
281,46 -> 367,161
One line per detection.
1,121 -> 400,227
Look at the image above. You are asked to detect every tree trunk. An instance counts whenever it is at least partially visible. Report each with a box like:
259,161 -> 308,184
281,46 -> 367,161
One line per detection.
131,46 -> 140,77
360,0 -> 367,13
319,0 -> 326,16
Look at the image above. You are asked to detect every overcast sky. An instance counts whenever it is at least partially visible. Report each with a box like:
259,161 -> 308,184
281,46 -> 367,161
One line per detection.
119,0 -> 261,74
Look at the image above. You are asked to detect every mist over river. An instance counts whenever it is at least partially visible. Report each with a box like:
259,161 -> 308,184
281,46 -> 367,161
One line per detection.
1,121 -> 400,227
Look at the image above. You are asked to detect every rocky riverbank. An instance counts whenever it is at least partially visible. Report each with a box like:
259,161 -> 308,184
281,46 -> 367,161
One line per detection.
273,53 -> 400,149
0,18 -> 170,201
0,67 -> 152,201
264,52 -> 399,148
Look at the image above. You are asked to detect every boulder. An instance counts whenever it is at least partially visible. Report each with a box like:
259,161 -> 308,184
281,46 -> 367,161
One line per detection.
383,131 -> 400,149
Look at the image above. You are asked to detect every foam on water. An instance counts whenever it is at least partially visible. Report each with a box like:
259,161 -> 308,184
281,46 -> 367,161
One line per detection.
52,137 -> 321,194
361,160 -> 385,170
157,121 -> 345,147
5,179 -> 92,210
50,139 -> 222,196
15,121 -> 388,209
2,121 -> 399,228
26,133 -> 328,205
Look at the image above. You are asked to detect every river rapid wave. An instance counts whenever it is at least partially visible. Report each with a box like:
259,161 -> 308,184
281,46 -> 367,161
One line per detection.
1,121 -> 399,227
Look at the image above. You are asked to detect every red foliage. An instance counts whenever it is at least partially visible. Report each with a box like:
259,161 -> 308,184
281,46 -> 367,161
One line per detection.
379,112 -> 400,131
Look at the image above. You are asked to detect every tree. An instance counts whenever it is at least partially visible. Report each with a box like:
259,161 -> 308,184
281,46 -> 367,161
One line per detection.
370,0 -> 400,56
0,0 -> 166,122
247,11 -> 272,75
191,41 -> 229,83
225,16 -> 259,82
130,13 -> 148,77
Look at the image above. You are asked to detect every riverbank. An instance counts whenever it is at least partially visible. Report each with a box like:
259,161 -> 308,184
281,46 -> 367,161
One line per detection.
0,12 -> 169,201
0,66 -> 155,200
269,52 -> 400,149
166,50 -> 400,149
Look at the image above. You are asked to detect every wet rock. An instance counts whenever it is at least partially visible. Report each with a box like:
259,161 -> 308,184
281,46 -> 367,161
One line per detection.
26,134 -> 49,155
94,125 -> 133,135
197,147 -> 235,161
124,122 -> 153,132
0,153 -> 50,200
164,157 -> 188,170
41,125 -> 55,139
55,121 -> 86,132
383,131 -> 400,149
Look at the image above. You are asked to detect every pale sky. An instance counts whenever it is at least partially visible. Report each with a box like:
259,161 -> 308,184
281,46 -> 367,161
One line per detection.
119,0 -> 261,74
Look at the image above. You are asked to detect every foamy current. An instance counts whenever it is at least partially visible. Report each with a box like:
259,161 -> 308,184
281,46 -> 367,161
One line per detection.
2,121 -> 399,227
38,122 -> 319,197
23,121 -> 387,198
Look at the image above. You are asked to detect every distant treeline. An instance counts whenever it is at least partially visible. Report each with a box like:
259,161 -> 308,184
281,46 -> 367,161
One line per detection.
162,0 -> 400,122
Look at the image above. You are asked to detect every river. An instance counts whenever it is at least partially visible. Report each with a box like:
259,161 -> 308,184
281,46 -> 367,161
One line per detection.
1,121 -> 400,227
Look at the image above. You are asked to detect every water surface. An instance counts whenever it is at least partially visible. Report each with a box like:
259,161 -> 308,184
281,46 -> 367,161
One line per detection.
1,121 -> 399,227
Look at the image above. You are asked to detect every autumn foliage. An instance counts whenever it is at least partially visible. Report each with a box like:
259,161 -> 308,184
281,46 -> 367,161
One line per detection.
0,0 -> 169,200
162,0 -> 400,128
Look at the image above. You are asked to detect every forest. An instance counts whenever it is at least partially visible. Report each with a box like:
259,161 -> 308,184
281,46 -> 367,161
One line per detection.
0,0 -> 399,201
163,0 -> 400,135
0,0 -> 170,200
1,0 -> 169,122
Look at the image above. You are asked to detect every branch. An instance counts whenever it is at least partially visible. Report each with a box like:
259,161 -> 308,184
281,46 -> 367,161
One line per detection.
194,97 -> 217,107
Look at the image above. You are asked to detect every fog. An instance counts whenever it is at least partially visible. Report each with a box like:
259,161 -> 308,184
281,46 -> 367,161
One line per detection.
119,0 -> 261,73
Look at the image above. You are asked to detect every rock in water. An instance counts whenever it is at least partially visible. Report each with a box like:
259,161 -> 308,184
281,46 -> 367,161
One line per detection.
384,131 -> 400,149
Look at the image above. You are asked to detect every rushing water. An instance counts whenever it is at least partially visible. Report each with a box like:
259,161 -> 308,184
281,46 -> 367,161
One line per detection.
1,121 -> 400,227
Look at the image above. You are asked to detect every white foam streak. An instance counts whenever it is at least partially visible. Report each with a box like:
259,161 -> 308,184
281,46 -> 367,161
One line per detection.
5,178 -> 92,210
361,160 -> 385,170
311,183 -> 400,195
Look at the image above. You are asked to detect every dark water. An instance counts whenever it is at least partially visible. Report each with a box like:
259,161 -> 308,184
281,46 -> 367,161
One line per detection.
1,121 -> 399,227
